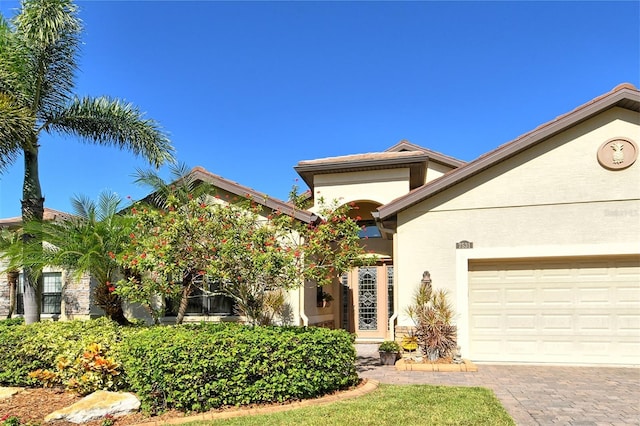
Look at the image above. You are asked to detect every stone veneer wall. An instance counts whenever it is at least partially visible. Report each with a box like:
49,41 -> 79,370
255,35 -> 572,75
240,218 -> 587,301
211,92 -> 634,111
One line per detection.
62,272 -> 94,320
394,325 -> 415,342
0,272 -> 9,317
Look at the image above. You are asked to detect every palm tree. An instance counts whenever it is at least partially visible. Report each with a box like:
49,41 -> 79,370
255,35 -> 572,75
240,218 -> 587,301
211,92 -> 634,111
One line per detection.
0,228 -> 22,318
0,0 -> 174,323
20,192 -> 135,324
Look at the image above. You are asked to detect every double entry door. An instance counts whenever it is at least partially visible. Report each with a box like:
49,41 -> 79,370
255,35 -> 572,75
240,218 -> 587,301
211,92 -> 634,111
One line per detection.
340,264 -> 393,340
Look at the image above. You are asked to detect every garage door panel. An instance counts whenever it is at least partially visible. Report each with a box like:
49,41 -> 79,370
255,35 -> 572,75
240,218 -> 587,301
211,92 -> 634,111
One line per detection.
469,288 -> 501,305
542,314 -> 573,330
539,266 -> 573,281
504,288 -> 536,304
540,288 -> 572,304
577,287 -> 612,304
617,286 -> 640,304
471,314 -> 502,330
576,315 -> 611,331
618,314 -> 640,331
469,255 -> 640,365
505,314 -> 537,330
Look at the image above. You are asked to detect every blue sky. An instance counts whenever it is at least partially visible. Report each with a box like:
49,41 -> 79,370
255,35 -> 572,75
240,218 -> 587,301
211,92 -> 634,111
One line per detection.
0,0 -> 638,218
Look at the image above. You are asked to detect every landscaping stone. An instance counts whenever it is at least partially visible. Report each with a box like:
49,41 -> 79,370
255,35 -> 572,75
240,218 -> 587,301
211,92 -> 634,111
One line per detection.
44,390 -> 140,423
0,387 -> 23,400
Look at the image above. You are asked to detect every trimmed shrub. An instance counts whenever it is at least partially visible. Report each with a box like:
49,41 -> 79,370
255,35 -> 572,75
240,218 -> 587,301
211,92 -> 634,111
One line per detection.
119,323 -> 358,413
0,319 -> 358,414
0,317 -> 124,386
0,317 -> 24,327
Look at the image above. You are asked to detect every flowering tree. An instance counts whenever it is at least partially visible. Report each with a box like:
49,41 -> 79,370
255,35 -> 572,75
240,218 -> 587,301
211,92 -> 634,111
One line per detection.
115,175 -> 369,325
116,192 -> 300,324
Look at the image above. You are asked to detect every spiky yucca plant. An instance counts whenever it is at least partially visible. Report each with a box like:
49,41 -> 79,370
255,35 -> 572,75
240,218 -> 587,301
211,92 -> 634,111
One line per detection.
406,281 -> 457,361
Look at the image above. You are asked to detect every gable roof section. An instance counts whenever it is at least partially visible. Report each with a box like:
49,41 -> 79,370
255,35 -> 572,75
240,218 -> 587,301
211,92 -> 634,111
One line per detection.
188,166 -> 317,224
385,140 -> 466,168
376,83 -> 640,220
295,150 -> 430,192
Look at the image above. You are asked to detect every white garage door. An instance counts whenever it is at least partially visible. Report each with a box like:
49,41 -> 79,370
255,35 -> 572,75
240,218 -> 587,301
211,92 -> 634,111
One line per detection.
468,255 -> 640,365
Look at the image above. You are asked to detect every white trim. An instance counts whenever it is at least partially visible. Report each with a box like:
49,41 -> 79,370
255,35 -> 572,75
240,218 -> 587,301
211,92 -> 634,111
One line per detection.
456,243 -> 639,359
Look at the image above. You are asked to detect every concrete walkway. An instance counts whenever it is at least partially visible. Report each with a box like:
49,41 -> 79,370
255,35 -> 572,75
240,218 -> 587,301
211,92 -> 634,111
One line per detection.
356,344 -> 640,426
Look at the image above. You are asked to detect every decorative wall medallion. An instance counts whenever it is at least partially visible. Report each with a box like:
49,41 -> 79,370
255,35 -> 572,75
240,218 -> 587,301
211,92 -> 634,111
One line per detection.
597,138 -> 638,170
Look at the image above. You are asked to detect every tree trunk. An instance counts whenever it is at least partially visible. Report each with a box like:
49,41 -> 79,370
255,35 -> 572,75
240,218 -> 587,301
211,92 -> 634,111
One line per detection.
93,283 -> 130,325
108,301 -> 130,326
6,271 -> 19,318
21,143 -> 44,324
175,280 -> 193,325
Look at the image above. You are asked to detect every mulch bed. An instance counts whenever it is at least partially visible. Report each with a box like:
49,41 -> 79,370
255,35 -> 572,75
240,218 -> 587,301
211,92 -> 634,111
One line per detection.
0,387 -> 181,426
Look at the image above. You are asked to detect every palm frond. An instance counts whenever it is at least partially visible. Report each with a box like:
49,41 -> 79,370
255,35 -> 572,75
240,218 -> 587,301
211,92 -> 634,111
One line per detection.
0,93 -> 34,172
0,16 -> 32,108
13,0 -> 81,118
13,0 -> 80,48
21,190 -> 131,284
96,191 -> 122,222
69,193 -> 93,219
133,163 -> 211,209
46,96 -> 175,167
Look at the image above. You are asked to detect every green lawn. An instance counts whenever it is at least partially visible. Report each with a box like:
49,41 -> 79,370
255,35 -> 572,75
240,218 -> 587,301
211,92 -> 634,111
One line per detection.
183,384 -> 515,425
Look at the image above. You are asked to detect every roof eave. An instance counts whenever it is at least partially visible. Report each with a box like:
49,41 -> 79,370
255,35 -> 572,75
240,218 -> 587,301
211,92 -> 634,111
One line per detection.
294,154 -> 430,193
189,168 -> 317,224
377,84 -> 640,220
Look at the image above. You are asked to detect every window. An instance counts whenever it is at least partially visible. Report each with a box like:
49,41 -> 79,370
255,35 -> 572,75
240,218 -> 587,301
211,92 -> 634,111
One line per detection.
358,220 -> 382,239
166,280 -> 235,316
17,272 -> 62,315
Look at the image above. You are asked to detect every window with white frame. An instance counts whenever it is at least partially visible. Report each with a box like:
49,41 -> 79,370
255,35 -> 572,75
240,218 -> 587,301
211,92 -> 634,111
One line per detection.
165,279 -> 235,316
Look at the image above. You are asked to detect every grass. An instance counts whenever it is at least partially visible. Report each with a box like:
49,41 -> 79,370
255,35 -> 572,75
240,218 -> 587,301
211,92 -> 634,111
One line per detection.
182,384 -> 516,425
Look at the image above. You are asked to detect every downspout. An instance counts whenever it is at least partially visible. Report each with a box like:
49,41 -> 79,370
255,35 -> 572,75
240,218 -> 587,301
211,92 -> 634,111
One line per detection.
299,213 -> 321,327
372,211 -> 398,340
299,282 -> 309,327
387,230 -> 398,341
388,312 -> 398,341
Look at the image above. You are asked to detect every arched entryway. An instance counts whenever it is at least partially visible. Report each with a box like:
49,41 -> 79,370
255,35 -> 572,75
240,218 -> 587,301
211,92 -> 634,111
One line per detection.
338,200 -> 394,340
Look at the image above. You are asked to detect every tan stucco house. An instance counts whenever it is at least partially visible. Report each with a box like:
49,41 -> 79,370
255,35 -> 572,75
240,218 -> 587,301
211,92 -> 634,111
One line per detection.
297,83 -> 639,366
2,83 -> 638,365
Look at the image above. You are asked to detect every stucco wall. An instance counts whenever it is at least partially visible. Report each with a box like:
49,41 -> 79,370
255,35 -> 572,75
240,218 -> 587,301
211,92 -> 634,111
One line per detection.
425,161 -> 455,183
313,168 -> 411,206
394,107 -> 640,329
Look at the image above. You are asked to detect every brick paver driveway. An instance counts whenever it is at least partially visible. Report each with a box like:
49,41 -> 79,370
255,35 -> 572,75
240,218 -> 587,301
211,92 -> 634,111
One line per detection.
356,344 -> 640,426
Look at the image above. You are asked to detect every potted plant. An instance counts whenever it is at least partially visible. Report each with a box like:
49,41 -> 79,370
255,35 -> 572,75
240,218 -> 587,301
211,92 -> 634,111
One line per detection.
401,334 -> 418,355
378,340 -> 401,365
317,289 -> 334,308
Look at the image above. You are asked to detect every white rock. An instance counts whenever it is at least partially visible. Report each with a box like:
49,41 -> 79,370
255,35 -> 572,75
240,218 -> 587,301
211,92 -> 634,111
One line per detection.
0,387 -> 23,400
44,390 -> 140,424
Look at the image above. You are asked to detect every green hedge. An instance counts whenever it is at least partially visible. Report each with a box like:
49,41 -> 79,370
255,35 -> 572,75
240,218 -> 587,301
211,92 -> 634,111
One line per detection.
119,323 -> 358,413
0,319 -> 358,413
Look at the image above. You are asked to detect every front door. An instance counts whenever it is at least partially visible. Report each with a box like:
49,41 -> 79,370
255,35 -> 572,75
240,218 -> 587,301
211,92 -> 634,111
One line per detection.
341,264 -> 393,340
